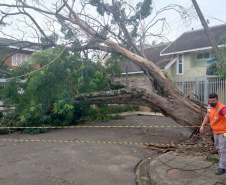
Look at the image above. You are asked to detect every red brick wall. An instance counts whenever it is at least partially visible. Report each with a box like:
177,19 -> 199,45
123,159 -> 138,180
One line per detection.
4,55 -> 13,68
3,51 -> 40,69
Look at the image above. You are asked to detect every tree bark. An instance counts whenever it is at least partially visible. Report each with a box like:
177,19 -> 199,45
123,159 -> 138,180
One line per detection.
74,87 -> 205,132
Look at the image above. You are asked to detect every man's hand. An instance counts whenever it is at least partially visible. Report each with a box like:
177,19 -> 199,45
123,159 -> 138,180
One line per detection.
200,114 -> 209,133
200,126 -> 204,133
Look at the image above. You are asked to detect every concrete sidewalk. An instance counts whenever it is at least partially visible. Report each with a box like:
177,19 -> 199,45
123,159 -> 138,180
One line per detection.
149,152 -> 226,185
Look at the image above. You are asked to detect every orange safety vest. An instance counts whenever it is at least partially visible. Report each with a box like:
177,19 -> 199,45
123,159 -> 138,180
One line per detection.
207,102 -> 226,134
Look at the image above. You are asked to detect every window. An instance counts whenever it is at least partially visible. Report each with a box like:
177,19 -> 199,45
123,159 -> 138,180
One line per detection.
12,54 -> 31,66
196,52 -> 210,60
177,54 -> 183,75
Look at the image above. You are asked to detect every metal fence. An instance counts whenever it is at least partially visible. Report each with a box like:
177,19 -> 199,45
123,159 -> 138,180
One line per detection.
173,76 -> 226,105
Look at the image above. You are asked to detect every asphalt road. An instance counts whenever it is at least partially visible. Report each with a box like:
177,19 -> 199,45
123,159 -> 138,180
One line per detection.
0,115 -> 191,185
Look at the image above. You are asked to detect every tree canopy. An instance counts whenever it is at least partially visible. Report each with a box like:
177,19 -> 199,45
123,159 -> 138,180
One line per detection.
0,46 -> 125,132
206,35 -> 226,78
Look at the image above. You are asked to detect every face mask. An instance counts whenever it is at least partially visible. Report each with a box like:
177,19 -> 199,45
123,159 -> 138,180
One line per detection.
210,102 -> 217,107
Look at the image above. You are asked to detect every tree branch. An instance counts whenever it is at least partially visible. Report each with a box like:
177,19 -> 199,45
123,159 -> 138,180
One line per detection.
0,69 -> 11,75
74,87 -> 148,105
20,8 -> 56,46
0,3 -> 55,16
0,49 -> 22,68
100,1 -> 144,57
78,13 -> 126,45
69,44 -> 117,54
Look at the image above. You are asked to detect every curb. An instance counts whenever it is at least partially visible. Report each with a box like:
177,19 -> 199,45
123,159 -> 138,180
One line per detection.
136,157 -> 154,185
149,156 -> 168,185
148,152 -> 226,185
135,159 -> 143,185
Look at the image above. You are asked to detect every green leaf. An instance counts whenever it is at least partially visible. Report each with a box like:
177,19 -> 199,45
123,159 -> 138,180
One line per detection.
31,101 -> 36,106
38,104 -> 43,109
30,107 -> 35,111
40,70 -> 45,75
141,176 -> 149,181
64,104 -> 74,110
20,115 -> 26,122
53,102 -> 58,114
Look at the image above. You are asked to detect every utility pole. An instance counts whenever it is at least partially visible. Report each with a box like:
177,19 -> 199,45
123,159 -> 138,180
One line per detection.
191,0 -> 221,59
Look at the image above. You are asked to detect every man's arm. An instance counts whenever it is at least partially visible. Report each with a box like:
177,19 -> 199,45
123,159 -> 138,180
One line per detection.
221,107 -> 226,118
200,114 -> 210,133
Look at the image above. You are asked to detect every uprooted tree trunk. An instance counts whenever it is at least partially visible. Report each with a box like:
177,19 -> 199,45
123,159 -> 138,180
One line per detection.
75,88 -> 203,130
74,87 -> 214,147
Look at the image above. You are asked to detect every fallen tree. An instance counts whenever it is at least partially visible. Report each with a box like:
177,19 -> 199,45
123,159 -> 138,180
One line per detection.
0,0 -> 212,145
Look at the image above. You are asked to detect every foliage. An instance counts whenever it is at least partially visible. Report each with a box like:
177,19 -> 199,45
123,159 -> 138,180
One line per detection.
205,156 -> 219,163
206,35 -> 226,78
0,46 -> 11,78
215,40 -> 226,78
89,0 -> 153,40
21,125 -> 49,134
0,46 -> 10,60
105,54 -> 124,77
40,33 -> 59,44
163,69 -> 171,79
141,176 -> 149,181
0,47 -> 131,134
99,104 -> 139,113
83,104 -> 139,121
206,62 -> 217,76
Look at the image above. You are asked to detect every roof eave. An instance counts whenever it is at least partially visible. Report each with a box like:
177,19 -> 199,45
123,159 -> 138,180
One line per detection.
160,45 -> 225,56
165,58 -> 177,70
9,45 -> 37,52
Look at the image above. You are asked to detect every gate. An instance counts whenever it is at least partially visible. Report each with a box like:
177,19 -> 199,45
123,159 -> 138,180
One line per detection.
173,76 -> 226,105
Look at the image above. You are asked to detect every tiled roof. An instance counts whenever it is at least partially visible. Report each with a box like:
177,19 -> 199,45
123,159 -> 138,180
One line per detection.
161,24 -> 226,55
143,43 -> 171,69
0,37 -> 40,50
117,60 -> 143,73
118,43 -> 171,73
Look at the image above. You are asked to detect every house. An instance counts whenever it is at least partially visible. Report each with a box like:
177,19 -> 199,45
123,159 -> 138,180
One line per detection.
160,24 -> 226,104
160,24 -> 226,79
112,24 -> 226,104
0,38 -> 41,111
0,37 -> 40,70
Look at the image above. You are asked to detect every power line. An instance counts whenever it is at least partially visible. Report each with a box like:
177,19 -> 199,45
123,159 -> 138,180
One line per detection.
149,4 -> 198,36
198,4 -> 226,24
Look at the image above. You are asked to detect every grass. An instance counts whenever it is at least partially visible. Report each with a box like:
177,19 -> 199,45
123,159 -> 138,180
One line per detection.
141,176 -> 149,181
205,156 -> 219,163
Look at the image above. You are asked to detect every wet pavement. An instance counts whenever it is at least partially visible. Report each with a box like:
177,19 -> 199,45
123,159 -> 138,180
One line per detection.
0,115 -> 190,185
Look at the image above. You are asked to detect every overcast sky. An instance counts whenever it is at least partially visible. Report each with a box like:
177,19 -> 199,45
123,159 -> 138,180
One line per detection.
147,0 -> 226,43
0,0 -> 226,43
